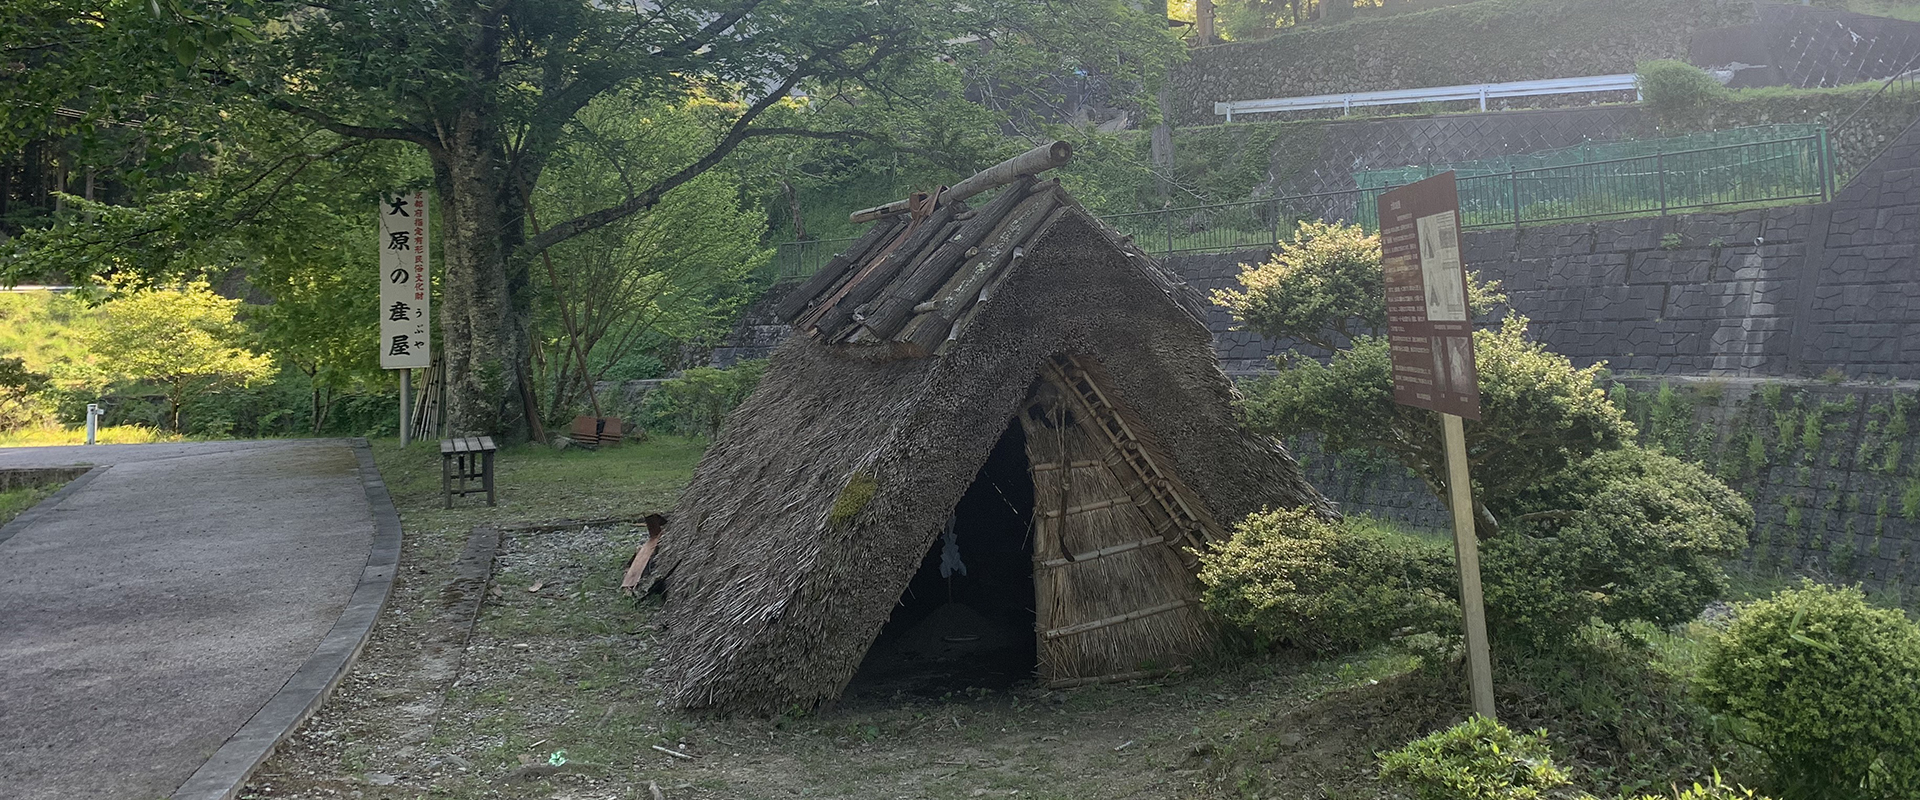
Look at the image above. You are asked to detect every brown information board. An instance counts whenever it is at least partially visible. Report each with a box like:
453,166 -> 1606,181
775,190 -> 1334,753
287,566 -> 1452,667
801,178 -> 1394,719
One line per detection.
1379,172 -> 1481,420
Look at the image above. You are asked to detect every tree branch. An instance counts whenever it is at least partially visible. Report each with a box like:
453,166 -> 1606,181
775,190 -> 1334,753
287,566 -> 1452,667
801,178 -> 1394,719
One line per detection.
260,96 -> 437,151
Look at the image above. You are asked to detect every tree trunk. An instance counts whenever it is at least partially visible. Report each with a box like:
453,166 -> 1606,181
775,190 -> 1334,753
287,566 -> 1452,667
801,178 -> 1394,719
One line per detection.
432,121 -> 532,440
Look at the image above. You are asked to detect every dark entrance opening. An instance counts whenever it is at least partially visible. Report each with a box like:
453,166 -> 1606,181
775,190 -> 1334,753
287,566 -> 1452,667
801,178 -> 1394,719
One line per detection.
849,420 -> 1037,698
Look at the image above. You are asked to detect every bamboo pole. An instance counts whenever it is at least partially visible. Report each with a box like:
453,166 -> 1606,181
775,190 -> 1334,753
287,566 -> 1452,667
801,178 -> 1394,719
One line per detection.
849,141 -> 1073,223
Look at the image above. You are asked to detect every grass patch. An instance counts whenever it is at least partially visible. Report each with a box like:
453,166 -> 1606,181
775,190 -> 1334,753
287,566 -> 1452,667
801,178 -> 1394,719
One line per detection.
0,483 -> 62,526
365,433 -> 707,528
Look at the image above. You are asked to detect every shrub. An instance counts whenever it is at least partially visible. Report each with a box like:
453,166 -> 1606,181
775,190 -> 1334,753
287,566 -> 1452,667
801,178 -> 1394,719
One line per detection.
1195,507 -> 1457,653
1637,60 -> 1727,122
1215,220 -> 1504,352
1695,583 -> 1920,800
640,359 -> 766,437
1377,716 -> 1577,800
1239,316 -> 1634,533
1632,775 -> 1776,799
1484,446 -> 1753,648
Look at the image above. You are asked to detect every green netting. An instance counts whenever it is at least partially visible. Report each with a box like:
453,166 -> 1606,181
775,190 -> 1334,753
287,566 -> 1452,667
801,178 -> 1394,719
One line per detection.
1354,125 -> 1831,229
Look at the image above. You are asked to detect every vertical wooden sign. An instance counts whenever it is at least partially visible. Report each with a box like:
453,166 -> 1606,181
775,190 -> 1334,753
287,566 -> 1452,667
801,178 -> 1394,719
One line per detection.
1378,171 -> 1496,720
380,190 -> 430,445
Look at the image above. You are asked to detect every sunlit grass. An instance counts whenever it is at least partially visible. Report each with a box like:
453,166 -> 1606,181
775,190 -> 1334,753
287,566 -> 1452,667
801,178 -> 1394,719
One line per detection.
0,424 -> 184,447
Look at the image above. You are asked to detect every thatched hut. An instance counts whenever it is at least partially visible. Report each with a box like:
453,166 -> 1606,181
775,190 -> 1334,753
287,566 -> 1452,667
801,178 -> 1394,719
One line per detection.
654,145 -> 1331,713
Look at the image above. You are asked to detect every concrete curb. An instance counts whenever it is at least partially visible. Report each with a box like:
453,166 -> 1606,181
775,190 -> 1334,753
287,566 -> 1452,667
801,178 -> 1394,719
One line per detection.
170,439 -> 405,800
0,464 -> 108,548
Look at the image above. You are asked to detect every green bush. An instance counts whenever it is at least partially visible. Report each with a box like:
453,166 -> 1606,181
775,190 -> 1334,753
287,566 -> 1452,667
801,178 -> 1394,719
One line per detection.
1195,507 -> 1457,653
1637,60 -> 1727,122
1484,446 -> 1754,648
1377,716 -> 1577,800
640,359 -> 766,438
1695,583 -> 1920,800
1631,775 -> 1776,799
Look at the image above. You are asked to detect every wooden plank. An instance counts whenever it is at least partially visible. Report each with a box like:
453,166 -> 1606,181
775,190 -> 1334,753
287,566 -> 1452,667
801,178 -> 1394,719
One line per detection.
477,435 -> 495,452
1444,412 -> 1498,720
774,218 -> 906,322
858,178 -> 1038,339
810,200 -> 964,339
1042,600 -> 1191,640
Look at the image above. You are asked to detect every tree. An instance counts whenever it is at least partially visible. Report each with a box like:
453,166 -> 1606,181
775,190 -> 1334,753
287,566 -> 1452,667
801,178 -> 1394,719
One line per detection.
5,0 -> 1181,438
528,94 -> 768,424
84,281 -> 273,431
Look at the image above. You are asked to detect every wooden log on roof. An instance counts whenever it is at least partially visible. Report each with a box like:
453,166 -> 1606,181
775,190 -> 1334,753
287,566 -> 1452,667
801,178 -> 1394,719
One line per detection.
773,218 -> 906,323
812,200 -> 965,339
855,177 -> 1039,340
848,140 -> 1073,224
895,199 -> 1064,354
925,190 -> 1060,318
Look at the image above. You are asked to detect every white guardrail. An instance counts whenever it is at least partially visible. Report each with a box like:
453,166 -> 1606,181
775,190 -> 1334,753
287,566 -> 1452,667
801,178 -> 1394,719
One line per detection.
1214,74 -> 1640,121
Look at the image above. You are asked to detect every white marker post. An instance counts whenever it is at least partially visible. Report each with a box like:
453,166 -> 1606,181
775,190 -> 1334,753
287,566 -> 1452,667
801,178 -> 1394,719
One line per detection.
1378,172 -> 1496,720
378,191 -> 432,445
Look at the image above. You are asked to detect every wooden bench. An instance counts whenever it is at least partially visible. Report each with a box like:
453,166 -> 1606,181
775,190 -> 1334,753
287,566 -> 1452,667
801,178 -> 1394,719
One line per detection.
440,436 -> 497,508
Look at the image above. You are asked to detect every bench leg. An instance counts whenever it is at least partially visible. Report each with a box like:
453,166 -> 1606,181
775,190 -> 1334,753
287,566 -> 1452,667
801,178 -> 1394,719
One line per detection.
441,454 -> 452,509
483,450 -> 496,506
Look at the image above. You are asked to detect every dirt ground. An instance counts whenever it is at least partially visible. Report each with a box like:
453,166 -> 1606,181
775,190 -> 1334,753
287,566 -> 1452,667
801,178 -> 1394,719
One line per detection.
241,441 -> 1458,800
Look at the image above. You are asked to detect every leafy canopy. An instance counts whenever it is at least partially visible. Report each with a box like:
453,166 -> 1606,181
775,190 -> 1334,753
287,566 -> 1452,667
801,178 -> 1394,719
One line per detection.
82,281 -> 273,430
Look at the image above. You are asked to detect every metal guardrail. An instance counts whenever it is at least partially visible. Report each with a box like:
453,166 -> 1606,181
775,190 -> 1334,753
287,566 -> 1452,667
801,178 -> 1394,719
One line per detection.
774,130 -> 1835,271
1214,74 -> 1640,121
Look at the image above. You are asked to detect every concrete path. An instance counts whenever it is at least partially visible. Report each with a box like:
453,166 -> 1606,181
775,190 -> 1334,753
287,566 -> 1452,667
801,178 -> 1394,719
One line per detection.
0,439 -> 383,800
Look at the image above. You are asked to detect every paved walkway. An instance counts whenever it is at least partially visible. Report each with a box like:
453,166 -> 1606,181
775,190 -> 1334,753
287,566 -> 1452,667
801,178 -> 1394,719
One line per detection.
0,440 -> 381,800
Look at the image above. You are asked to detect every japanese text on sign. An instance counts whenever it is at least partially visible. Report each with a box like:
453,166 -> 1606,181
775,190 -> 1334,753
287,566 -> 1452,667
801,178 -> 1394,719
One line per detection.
1379,172 -> 1480,419
378,191 -> 431,369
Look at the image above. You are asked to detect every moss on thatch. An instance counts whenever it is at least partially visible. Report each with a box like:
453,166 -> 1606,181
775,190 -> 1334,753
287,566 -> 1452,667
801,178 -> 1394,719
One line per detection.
828,472 -> 877,526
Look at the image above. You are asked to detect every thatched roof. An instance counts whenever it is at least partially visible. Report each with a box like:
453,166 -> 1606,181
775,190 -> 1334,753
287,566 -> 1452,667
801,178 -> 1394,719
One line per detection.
653,180 -> 1331,713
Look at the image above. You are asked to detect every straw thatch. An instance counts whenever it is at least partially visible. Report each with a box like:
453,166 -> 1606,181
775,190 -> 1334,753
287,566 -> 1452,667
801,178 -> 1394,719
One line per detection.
654,180 -> 1332,713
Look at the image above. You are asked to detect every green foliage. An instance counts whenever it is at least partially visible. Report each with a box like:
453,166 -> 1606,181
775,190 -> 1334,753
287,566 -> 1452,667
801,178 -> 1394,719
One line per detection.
1377,716 -> 1576,800
532,94 -> 769,423
639,360 -> 766,439
83,282 -> 274,432
1630,775 -> 1775,799
1240,315 -> 1634,530
1218,221 -> 1505,352
1697,583 -> 1920,800
1486,446 -> 1753,648
1637,60 -> 1729,123
1195,508 -> 1456,653
0,356 -> 52,432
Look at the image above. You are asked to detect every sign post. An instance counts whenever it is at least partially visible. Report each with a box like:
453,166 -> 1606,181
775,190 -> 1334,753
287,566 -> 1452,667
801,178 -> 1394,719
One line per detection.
379,191 -> 431,446
1378,171 -> 1496,720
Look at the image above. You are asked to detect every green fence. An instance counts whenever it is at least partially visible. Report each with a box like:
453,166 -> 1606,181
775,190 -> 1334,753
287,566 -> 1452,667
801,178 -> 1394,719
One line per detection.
1354,124 -> 1832,229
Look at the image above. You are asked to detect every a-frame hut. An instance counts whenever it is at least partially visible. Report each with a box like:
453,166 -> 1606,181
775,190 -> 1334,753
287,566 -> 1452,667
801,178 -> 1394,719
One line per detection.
654,143 -> 1332,713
